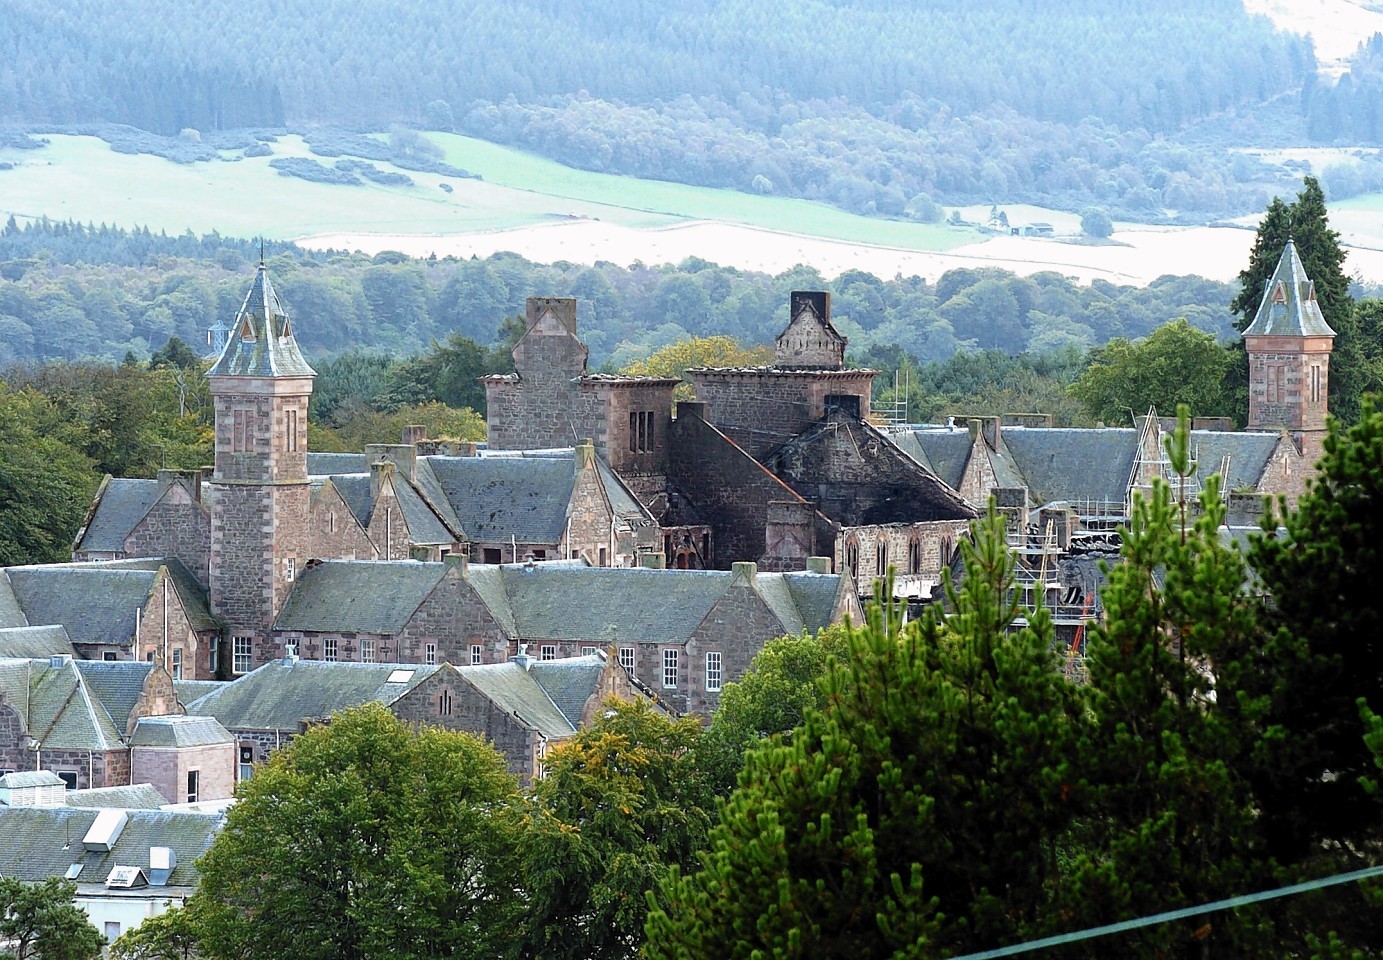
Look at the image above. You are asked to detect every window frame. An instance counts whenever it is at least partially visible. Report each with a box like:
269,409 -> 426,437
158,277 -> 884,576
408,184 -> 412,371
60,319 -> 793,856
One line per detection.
619,646 -> 636,673
662,648 -> 679,689
705,651 -> 723,692
232,635 -> 252,675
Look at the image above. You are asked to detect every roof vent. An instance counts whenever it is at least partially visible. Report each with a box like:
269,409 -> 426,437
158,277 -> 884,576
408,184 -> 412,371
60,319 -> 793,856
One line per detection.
48,654 -> 72,669
105,866 -> 148,889
510,643 -> 536,671
82,809 -> 128,851
149,846 -> 176,885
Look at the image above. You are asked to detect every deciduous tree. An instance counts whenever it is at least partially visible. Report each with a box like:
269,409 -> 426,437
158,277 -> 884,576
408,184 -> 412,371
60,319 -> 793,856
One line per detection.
0,877 -> 106,960
1070,317 -> 1233,424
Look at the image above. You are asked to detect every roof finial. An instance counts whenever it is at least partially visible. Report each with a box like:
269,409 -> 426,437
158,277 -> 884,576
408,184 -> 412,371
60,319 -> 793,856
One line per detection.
259,236 -> 266,267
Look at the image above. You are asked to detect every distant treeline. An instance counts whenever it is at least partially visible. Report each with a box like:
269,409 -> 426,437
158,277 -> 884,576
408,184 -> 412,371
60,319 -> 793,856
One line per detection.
0,219 -> 1240,370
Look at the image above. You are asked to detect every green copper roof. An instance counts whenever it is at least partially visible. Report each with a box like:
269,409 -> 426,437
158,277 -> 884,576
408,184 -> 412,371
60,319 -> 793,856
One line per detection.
1243,239 -> 1337,339
207,263 -> 316,378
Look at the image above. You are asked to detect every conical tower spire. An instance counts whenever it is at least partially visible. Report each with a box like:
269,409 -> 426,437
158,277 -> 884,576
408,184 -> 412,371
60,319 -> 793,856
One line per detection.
1243,238 -> 1337,339
207,262 -> 315,378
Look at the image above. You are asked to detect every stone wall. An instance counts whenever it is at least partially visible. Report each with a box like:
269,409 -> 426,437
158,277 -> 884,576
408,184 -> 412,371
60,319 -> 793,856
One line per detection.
667,409 -> 812,569
687,369 -> 874,461
1246,336 -> 1333,432
309,483 -> 378,561
0,700 -> 28,777
835,520 -> 970,598
395,668 -> 538,781
123,478 -> 211,590
680,570 -> 789,715
394,564 -> 512,665
133,569 -> 204,680
131,742 -> 236,804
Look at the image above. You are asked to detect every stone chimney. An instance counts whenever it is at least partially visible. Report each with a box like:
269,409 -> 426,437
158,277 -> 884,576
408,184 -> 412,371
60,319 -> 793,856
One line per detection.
676,400 -> 707,421
526,296 -> 578,335
157,468 -> 201,503
365,443 -> 417,483
806,556 -> 831,574
730,561 -> 758,584
444,553 -> 468,578
575,438 -> 596,472
402,425 -> 427,446
638,552 -> 666,569
370,459 -> 396,502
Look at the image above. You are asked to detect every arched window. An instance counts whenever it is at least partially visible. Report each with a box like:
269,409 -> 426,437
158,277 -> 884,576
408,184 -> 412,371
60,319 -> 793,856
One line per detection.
876,539 -> 888,577
939,535 -> 955,567
845,537 -> 860,578
908,538 -> 921,575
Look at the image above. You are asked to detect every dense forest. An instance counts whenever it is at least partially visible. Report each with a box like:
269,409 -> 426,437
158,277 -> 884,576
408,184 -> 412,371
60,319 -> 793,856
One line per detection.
7,1 -> 1382,221
0,218 -> 1240,368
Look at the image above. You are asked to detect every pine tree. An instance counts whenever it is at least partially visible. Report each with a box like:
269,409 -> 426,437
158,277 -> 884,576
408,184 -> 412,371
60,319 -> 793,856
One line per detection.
645,507 -> 1085,959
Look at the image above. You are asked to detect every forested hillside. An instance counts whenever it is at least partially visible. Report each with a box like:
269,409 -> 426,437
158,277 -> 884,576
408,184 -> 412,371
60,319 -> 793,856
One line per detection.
0,219 -> 1238,367
4,0 -> 1364,221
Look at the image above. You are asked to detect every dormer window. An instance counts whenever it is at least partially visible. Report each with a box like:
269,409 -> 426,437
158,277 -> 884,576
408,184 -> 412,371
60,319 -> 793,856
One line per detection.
1272,282 -> 1287,304
239,317 -> 256,341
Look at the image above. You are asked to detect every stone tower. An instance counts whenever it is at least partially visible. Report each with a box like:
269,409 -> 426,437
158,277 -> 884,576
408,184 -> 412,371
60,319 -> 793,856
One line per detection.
1243,238 -> 1336,455
204,262 -> 315,673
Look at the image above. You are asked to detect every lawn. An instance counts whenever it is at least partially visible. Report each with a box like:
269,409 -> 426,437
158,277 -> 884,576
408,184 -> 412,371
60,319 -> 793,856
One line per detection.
0,133 -> 971,253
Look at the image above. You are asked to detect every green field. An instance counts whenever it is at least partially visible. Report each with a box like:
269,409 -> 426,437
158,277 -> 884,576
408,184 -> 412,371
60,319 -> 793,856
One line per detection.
0,133 -> 971,253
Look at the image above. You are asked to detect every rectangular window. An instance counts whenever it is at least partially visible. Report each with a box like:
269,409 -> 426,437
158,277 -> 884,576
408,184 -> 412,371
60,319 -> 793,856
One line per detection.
286,408 -> 298,452
581,645 -> 597,656
426,643 -> 438,666
619,646 -> 636,673
706,651 -> 723,692
324,637 -> 339,662
439,689 -> 453,716
470,644 -> 482,665
540,644 -> 557,661
663,649 -> 678,688
360,638 -> 375,663
104,922 -> 121,943
629,411 -> 638,452
239,745 -> 255,782
645,410 -> 655,450
56,771 -> 78,789
232,636 -> 252,675
536,739 -> 549,780
171,647 -> 183,680
103,651 -> 118,662
186,770 -> 199,804
210,637 -> 219,674
483,548 -> 502,564
599,547 -> 608,567
285,557 -> 295,582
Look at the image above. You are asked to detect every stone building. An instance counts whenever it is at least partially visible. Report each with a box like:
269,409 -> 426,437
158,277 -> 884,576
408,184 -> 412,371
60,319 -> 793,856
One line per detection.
183,648 -> 645,782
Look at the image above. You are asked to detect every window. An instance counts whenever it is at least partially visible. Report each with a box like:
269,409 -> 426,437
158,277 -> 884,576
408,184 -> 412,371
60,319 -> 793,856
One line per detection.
598,547 -> 608,567
171,647 -> 183,680
285,557 -> 295,582
239,745 -> 255,782
328,511 -> 335,533
470,644 -> 482,665
1311,364 -> 1322,403
663,649 -> 678,688
105,922 -> 121,943
103,651 -> 118,662
232,635 -> 252,675
876,540 -> 888,577
209,637 -> 219,674
56,771 -> 78,789
940,536 -> 955,567
908,538 -> 921,575
286,408 -> 299,452
845,539 -> 859,577
581,645 -> 597,656
483,548 -> 502,564
186,770 -> 199,804
705,651 -> 723,692
426,642 -> 437,666
629,410 -> 656,453
360,638 -> 375,663
145,651 -> 155,662
324,637 -> 339,662
439,689 -> 453,716
536,740 -> 549,780
540,644 -> 557,661
619,646 -> 636,673
231,409 -> 250,453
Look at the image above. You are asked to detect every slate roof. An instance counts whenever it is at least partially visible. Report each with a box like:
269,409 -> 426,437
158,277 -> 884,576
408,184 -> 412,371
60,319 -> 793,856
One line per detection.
1189,430 -> 1279,491
174,680 -> 225,704
427,454 -> 576,543
308,453 -> 370,475
459,661 -> 577,738
0,806 -> 221,887
101,558 -> 218,632
1243,239 -> 1337,338
75,478 -> 159,553
130,715 -> 233,748
66,783 -> 170,809
0,572 -> 25,628
1,770 -> 66,789
0,625 -> 76,660
275,561 -> 445,634
73,661 -> 156,734
893,429 -> 975,491
207,263 -> 316,378
0,657 -> 124,751
782,572 -> 847,631
526,656 -> 606,728
4,565 -> 152,647
185,659 -> 439,730
311,466 -> 459,545
999,428 -> 1139,506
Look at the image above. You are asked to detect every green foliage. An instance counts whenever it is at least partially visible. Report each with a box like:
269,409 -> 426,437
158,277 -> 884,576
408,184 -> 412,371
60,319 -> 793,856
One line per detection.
699,624 -> 847,794
1249,397 -> 1383,860
0,385 -> 100,565
647,508 -> 1084,958
1070,318 -> 1233,424
509,699 -> 715,960
191,703 -> 519,960
109,908 -> 199,960
0,877 -> 106,960
617,335 -> 772,399
1080,206 -> 1114,238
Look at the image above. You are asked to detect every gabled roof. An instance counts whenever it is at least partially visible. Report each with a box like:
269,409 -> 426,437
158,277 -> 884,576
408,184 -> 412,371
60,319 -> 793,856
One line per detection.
1243,239 -> 1337,339
0,572 -> 26,628
0,806 -> 221,887
1188,430 -> 1281,491
4,565 -> 152,648
999,428 -> 1139,506
0,657 -> 124,751
892,428 -> 975,491
207,263 -> 316,378
275,561 -> 445,635
0,625 -> 75,660
71,661 -> 159,734
459,661 -> 576,738
427,453 -> 576,544
74,478 -> 159,553
0,770 -> 65,789
526,656 -> 607,728
311,465 -> 460,546
102,558 -> 217,632
185,659 -> 439,731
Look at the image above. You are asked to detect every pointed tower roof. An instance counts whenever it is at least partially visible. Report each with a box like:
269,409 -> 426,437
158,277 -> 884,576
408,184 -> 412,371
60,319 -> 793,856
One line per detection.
1242,239 -> 1337,339
207,263 -> 316,378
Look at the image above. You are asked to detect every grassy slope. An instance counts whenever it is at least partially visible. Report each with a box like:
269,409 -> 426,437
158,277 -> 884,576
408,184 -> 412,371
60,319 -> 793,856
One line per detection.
0,133 -> 971,253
